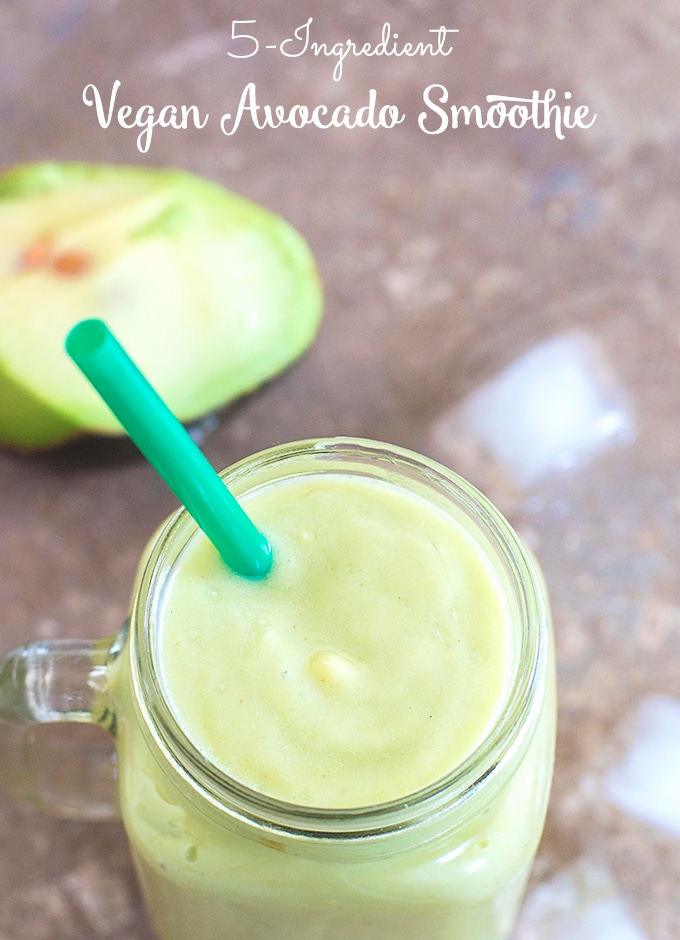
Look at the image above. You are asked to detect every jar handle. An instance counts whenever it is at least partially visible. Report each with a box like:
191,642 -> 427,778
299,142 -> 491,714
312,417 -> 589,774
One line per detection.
0,634 -> 119,820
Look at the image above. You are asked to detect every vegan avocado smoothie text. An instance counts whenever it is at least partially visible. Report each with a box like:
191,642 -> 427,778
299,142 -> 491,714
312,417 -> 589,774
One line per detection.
81,18 -> 597,152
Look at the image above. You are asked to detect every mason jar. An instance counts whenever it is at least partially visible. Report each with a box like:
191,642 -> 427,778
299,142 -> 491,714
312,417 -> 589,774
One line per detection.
0,438 -> 556,940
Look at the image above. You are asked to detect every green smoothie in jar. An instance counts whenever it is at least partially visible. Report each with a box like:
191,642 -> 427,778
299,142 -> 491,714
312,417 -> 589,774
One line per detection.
109,439 -> 555,940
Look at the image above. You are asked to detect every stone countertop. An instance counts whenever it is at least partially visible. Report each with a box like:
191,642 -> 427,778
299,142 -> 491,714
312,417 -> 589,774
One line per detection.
1,1 -> 679,938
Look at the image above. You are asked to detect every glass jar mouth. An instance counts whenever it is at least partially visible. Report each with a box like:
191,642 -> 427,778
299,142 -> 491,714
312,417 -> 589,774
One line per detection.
131,437 -> 549,845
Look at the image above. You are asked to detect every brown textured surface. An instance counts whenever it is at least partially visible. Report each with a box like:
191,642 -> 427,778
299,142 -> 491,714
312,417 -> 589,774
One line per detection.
1,1 -> 679,937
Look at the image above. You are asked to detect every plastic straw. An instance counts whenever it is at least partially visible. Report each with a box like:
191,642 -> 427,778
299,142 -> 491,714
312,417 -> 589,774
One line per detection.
65,318 -> 272,580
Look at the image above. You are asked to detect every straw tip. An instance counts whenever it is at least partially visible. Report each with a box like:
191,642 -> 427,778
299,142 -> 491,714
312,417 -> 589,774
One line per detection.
65,318 -> 109,360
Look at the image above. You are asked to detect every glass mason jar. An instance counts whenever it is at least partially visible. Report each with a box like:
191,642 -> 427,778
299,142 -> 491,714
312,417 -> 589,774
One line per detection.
0,438 -> 556,940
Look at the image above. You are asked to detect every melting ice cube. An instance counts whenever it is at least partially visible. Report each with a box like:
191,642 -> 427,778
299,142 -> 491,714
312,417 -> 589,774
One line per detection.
431,331 -> 635,487
604,695 -> 680,836
516,859 -> 647,940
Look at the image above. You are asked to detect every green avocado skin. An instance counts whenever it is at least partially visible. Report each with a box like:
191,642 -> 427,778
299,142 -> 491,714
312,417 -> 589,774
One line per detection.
0,162 -> 323,450
0,370 -> 80,449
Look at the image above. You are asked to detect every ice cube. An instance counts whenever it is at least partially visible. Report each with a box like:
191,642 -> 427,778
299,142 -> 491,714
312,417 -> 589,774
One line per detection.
61,856 -> 137,935
431,331 -> 635,486
604,694 -> 680,836
516,859 -> 647,940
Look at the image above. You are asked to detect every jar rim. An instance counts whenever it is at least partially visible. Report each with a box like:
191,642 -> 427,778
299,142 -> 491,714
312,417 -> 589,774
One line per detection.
130,437 -> 550,846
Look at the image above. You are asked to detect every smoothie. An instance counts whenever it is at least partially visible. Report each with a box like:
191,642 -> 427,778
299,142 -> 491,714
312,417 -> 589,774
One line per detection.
109,440 -> 555,940
159,473 -> 511,808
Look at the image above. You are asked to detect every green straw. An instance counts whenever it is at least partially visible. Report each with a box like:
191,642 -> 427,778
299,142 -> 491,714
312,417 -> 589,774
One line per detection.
65,318 -> 272,580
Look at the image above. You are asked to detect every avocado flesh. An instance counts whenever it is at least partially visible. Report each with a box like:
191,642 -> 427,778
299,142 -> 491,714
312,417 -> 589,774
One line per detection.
0,162 -> 323,448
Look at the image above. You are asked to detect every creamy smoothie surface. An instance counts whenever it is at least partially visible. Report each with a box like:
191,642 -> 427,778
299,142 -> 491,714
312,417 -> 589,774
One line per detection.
158,473 -> 512,808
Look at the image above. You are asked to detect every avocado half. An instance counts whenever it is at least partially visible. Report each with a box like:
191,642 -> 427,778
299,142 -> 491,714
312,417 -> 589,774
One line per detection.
0,162 -> 323,449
